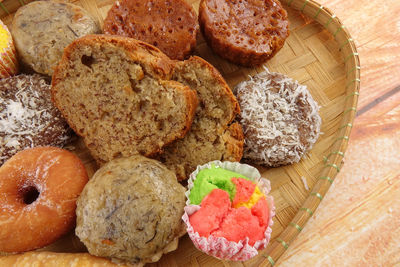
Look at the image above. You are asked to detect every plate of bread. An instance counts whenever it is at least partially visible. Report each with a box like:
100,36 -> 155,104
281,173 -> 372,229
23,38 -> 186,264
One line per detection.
0,0 -> 360,266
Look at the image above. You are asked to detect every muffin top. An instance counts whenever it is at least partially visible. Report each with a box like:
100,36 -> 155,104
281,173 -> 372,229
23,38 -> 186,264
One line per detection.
75,155 -> 186,265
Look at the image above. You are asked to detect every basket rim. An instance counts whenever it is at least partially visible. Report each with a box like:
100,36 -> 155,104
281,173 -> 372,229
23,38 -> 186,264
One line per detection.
257,0 -> 360,266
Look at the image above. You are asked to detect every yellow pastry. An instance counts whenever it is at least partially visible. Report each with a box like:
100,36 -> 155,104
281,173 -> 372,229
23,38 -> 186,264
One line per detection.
0,19 -> 18,78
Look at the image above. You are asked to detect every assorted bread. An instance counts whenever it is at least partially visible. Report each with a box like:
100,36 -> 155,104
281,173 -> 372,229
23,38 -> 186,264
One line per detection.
0,0 -> 323,264
159,56 -> 244,180
51,34 -> 198,165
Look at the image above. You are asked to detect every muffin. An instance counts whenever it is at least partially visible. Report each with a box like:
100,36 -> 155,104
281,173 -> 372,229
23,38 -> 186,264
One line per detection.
199,0 -> 289,66
183,161 -> 275,261
11,1 -> 100,76
0,19 -> 18,78
75,156 -> 186,265
103,0 -> 199,60
235,69 -> 322,167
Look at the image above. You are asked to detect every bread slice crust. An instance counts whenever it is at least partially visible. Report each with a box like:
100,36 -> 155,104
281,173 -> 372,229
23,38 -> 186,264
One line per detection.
159,56 -> 244,180
52,34 -> 198,164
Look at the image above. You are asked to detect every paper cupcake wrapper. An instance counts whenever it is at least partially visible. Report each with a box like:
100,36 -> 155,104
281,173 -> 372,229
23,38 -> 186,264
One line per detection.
182,160 -> 276,261
0,19 -> 18,78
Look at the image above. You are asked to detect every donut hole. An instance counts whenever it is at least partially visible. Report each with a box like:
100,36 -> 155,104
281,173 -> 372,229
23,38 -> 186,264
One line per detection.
20,185 -> 40,205
81,55 -> 95,69
111,25 -> 118,33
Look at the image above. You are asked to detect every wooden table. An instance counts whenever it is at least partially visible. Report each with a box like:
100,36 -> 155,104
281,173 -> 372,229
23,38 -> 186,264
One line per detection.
276,0 -> 400,265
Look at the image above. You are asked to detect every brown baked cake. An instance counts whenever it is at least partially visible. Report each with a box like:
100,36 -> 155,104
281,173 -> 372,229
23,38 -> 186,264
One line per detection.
235,69 -> 321,167
51,34 -> 198,165
199,0 -> 289,66
103,0 -> 199,60
11,1 -> 100,76
158,56 -> 244,180
76,155 -> 186,265
0,74 -> 72,165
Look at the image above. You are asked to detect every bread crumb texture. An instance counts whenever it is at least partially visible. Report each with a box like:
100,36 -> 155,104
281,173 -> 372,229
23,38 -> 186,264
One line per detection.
51,35 -> 197,165
75,156 -> 185,265
159,56 -> 244,180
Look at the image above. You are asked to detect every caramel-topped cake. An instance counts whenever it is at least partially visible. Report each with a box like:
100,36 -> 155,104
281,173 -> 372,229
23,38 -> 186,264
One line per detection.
199,0 -> 289,66
104,0 -> 199,60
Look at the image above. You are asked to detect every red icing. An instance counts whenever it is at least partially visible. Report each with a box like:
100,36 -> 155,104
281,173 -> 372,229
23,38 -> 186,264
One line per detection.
212,206 -> 265,245
189,188 -> 231,237
231,177 -> 256,206
251,197 -> 269,228
189,181 -> 271,246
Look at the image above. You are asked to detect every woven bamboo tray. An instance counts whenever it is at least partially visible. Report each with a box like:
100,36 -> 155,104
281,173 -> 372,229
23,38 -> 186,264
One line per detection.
0,0 -> 360,266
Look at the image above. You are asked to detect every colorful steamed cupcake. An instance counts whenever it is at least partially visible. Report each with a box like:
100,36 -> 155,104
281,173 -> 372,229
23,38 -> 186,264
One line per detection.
0,20 -> 18,78
182,161 -> 275,261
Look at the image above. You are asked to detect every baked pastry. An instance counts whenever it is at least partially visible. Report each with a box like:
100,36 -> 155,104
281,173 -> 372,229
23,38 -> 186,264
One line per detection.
103,0 -> 199,60
159,56 -> 244,180
75,155 -> 186,265
0,252 -> 130,267
199,0 -> 289,66
235,69 -> 321,166
51,34 -> 198,165
183,161 -> 275,261
0,147 -> 88,253
0,19 -> 18,78
0,74 -> 73,165
11,1 -> 100,76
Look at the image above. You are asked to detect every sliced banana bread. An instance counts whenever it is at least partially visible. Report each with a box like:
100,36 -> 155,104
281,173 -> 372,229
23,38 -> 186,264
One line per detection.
158,56 -> 244,180
52,35 -> 198,164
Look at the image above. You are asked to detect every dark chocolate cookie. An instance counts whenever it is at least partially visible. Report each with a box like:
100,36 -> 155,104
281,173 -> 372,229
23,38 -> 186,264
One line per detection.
0,74 -> 73,165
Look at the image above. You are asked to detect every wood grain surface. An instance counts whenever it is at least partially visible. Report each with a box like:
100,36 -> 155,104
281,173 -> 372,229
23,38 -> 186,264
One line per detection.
276,0 -> 400,266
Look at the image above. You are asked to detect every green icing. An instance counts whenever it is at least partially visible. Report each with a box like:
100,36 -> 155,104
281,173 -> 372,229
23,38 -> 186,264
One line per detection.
189,165 -> 249,205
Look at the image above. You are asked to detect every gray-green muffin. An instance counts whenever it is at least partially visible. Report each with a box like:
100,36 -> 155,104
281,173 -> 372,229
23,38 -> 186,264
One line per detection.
75,155 -> 186,265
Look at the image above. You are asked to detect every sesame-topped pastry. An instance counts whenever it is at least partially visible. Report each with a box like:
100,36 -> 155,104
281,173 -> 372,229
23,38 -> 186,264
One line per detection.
0,74 -> 73,165
235,69 -> 321,167
183,161 -> 275,261
0,19 -> 18,78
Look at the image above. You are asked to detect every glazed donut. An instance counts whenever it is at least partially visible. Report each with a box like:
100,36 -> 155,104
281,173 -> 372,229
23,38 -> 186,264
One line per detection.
0,147 -> 88,253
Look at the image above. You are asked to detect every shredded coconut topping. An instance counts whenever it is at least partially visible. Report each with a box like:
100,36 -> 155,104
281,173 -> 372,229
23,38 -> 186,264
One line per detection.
0,74 -> 72,164
235,69 -> 321,166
